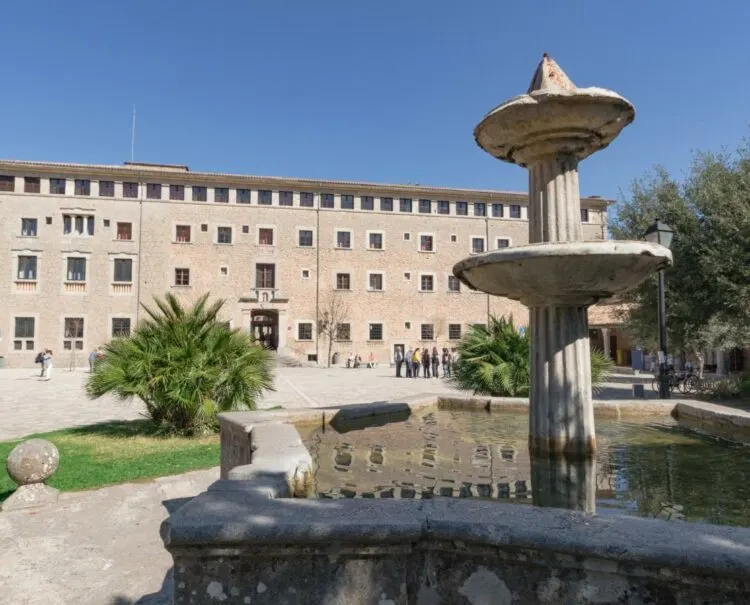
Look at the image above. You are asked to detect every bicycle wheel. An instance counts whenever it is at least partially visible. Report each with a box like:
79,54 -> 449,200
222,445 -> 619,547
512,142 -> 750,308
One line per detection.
681,376 -> 697,395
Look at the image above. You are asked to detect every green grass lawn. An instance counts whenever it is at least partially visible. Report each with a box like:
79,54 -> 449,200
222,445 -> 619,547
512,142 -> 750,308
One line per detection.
0,420 -> 219,502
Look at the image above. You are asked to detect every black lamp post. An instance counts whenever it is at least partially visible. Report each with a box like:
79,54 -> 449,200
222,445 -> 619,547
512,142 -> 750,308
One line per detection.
643,218 -> 675,399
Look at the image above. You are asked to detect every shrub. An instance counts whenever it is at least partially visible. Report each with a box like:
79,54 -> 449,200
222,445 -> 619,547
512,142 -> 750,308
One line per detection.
452,316 -> 613,397
87,293 -> 274,435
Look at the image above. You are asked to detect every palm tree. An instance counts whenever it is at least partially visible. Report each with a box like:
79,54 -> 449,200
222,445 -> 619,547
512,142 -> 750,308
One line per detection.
87,293 -> 274,435
452,316 -> 613,397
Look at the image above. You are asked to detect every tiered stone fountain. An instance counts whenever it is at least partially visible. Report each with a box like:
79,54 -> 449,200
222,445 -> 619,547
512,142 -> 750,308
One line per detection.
454,54 -> 672,458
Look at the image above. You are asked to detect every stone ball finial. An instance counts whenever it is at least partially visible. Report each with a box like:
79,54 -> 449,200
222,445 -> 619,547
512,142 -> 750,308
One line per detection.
6,439 -> 60,486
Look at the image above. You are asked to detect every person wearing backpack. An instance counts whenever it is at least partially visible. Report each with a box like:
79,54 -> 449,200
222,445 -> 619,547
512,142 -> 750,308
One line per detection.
34,351 -> 44,377
394,347 -> 403,377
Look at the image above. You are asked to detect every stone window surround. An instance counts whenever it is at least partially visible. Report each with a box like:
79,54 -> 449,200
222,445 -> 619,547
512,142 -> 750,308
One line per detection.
470,235 -> 486,255
296,226 -> 316,248
109,314 -> 135,338
301,268 -> 311,279
419,322 -> 435,341
418,232 -> 436,253
215,224 -> 234,245
61,250 -> 91,288
496,236 -> 512,249
256,224 -> 276,247
114,221 -> 134,242
447,274 -> 461,293
448,323 -> 463,340
20,217 -> 38,237
109,252 -> 137,285
173,222 -> 194,244
334,228 -> 353,250
60,313 -> 87,351
334,322 -> 352,342
295,320 -> 315,342
173,267 -> 191,288
419,272 -> 436,293
366,271 -> 385,292
366,230 -> 385,251
12,248 -> 41,283
334,271 -> 352,291
11,312 -> 39,352
367,320 -> 385,342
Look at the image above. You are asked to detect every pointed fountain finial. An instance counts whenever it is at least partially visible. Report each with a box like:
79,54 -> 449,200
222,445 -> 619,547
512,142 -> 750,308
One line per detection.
527,53 -> 576,94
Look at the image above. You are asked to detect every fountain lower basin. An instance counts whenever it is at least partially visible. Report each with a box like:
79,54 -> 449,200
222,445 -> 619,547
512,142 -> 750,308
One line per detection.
453,240 -> 672,306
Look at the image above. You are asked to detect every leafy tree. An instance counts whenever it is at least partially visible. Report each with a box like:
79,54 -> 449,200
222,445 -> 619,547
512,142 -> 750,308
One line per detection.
452,316 -> 613,397
86,293 -> 274,435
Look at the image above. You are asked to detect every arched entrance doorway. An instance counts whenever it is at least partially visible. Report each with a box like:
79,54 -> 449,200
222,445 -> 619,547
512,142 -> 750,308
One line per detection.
251,310 -> 279,350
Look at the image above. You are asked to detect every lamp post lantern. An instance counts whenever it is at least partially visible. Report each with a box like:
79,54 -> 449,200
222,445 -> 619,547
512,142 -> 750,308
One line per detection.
643,219 -> 675,399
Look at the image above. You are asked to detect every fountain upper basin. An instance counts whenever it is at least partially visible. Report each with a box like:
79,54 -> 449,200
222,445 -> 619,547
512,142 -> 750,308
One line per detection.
453,241 -> 672,306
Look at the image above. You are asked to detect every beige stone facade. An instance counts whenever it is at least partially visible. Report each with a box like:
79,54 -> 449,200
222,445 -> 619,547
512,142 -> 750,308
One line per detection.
0,160 -> 609,369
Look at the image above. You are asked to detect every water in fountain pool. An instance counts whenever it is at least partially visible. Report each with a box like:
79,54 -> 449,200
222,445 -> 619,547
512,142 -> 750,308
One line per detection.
298,410 -> 750,527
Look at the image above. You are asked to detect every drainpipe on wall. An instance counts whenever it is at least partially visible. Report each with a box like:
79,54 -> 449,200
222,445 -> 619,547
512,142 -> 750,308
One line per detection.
315,195 -> 320,364
135,172 -> 144,324
485,214 -> 490,324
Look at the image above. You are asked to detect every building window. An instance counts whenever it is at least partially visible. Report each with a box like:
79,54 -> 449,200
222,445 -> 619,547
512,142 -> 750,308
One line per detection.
24,177 -> 41,193
404,272 -> 411,281
404,321 -> 411,330
123,182 -> 139,198
399,198 -> 412,213
341,194 -> 354,209
165,184 -> 183,201
117,222 -> 132,241
175,225 -> 191,243
14,317 -> 35,350
17,255 -> 37,280
67,257 -> 86,281
336,273 -> 351,290
509,204 -> 522,218
456,201 -> 468,216
420,324 -> 434,340
368,273 -> 383,291
449,324 -> 462,340
403,232 -> 411,241
581,208 -> 590,222
298,229 -> 313,247
380,196 -> 393,212
300,192 -> 314,207
492,203 -> 504,218
321,193 -> 334,208
175,268 -> 190,286
497,238 -> 510,249
437,200 -> 450,215
112,318 -> 131,338
104,219 -> 110,227
113,258 -> 133,282
201,223 -> 208,232
258,190 -> 272,205
258,227 -> 274,246
471,237 -> 485,254
0,175 -> 14,191
336,230 -> 351,249
335,323 -> 351,341
419,234 -> 434,252
474,202 -> 486,217
63,317 -> 84,350
298,322 -> 313,341
368,323 -> 383,341
361,195 -> 374,210
301,269 -> 310,279
220,266 -> 228,276
236,188 -> 251,204
450,234 -> 457,242
192,186 -> 207,202
448,276 -> 461,292
419,199 -> 432,214
215,187 -> 229,203
21,218 -> 38,236
256,263 -> 275,289
50,178 -> 66,195
279,191 -> 293,206
61,215 -> 95,236
75,179 -> 90,196
100,180 -> 115,197
242,225 -> 249,234
217,226 -> 232,244
420,274 -> 434,292
144,183 -> 160,199
368,232 -> 383,250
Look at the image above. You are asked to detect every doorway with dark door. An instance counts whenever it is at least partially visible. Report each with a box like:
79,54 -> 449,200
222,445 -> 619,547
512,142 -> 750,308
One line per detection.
251,310 -> 279,350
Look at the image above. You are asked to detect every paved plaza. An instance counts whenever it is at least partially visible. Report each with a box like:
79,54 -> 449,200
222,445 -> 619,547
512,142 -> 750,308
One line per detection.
0,363 -> 654,440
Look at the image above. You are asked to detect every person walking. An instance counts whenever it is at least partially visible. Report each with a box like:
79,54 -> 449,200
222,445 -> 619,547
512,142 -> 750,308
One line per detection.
442,347 -> 452,378
395,347 -> 403,377
431,346 -> 440,379
412,348 -> 421,378
405,347 -> 413,378
88,348 -> 98,373
422,348 -> 431,378
42,349 -> 53,381
34,351 -> 45,377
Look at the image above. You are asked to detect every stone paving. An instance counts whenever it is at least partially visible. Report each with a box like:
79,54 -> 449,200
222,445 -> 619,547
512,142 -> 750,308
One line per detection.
0,364 -> 656,440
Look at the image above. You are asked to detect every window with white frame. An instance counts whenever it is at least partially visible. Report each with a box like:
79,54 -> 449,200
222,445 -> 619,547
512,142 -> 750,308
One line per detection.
214,187 -> 229,203
335,230 -> 351,249
418,199 -> 432,214
471,237 -> 485,254
297,322 -> 313,341
509,204 -> 522,218
298,229 -> 314,247
360,195 -> 374,210
419,234 -> 434,252
175,225 -> 191,242
256,264 -> 275,289
420,274 -> 434,292
581,208 -> 590,222
17,255 -> 37,280
335,323 -> 351,341
474,202 -> 486,217
169,184 -> 185,200
258,227 -> 274,246
236,188 -> 250,204
448,324 -> 462,340
113,258 -> 133,283
217,226 -> 233,244
21,218 -> 37,236
448,275 -> 461,292
437,200 -> 450,215
14,317 -> 35,350
368,272 -> 383,291
456,201 -> 468,216
368,323 -> 383,341
321,193 -> 334,208
63,214 -> 94,236
258,190 -> 272,205
380,197 -> 393,211
63,317 -> 84,350
299,192 -> 314,207
175,268 -> 190,286
116,222 -> 132,240
420,324 -> 434,340
368,231 -> 383,250
497,238 -> 510,249
279,191 -> 293,206
336,273 -> 351,290
66,257 -> 86,282
492,203 -> 504,218
112,318 -> 131,338
341,194 -> 354,209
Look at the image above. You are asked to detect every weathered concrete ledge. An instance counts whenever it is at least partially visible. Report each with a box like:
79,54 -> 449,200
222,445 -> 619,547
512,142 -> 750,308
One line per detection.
673,400 -> 750,444
162,490 -> 750,604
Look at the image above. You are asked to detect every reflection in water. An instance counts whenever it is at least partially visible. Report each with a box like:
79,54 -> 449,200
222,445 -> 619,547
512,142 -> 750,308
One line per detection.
299,410 -> 750,526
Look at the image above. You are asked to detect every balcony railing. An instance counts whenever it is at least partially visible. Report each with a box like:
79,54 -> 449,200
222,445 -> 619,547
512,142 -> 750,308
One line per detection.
112,283 -> 133,294
14,280 -> 37,292
64,281 -> 87,293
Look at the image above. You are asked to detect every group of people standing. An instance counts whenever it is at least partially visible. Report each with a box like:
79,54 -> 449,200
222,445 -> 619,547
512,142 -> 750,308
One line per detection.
34,350 -> 54,380
394,346 -> 457,379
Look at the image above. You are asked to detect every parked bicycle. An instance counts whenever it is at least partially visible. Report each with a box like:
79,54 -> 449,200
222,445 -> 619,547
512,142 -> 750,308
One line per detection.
651,367 -> 696,395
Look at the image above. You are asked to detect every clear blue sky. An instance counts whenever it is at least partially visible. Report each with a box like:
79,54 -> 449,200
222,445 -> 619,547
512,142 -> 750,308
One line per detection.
1,0 -> 748,200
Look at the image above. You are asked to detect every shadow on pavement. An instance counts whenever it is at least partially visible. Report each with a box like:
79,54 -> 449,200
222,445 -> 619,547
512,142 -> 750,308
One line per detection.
109,568 -> 173,604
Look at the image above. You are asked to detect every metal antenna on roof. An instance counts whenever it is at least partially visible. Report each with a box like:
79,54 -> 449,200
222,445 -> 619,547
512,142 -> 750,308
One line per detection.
130,106 -> 136,162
